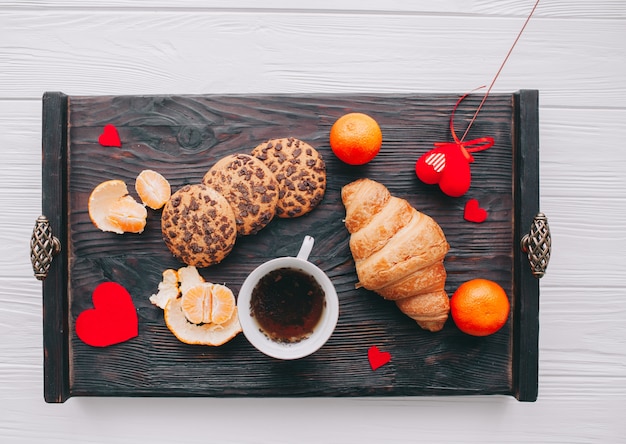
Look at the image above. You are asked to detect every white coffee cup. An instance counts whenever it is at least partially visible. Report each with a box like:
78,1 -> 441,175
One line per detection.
237,236 -> 339,360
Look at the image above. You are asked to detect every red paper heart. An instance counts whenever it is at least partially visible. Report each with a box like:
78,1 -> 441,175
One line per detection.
75,282 -> 138,347
368,345 -> 391,371
415,144 -> 472,198
464,198 -> 488,223
98,124 -> 122,147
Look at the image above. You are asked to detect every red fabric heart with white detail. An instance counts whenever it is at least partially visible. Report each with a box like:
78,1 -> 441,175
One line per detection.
75,282 -> 138,347
415,91 -> 494,198
415,143 -> 474,198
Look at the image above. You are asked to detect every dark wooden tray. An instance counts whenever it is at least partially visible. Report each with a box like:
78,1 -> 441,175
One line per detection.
40,91 -> 540,403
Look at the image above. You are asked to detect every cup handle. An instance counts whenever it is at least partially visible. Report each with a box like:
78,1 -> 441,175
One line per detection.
296,235 -> 315,261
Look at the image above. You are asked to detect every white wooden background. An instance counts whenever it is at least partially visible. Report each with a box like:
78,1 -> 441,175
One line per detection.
1,0 -> 625,442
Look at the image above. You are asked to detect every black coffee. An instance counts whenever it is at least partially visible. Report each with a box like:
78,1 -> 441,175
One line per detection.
250,267 -> 325,343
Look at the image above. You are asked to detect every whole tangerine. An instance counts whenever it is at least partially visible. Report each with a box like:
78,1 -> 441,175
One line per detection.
450,278 -> 510,337
330,112 -> 382,165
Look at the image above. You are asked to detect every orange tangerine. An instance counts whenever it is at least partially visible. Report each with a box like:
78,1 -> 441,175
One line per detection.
330,112 -> 382,165
88,179 -> 129,233
151,266 -> 242,346
135,169 -> 171,210
180,283 -> 235,326
88,180 -> 147,234
164,299 -> 241,346
107,195 -> 148,234
450,279 -> 510,336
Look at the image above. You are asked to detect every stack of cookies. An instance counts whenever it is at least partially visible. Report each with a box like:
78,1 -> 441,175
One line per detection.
161,137 -> 326,268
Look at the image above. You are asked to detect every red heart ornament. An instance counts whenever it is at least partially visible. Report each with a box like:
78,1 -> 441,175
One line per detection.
75,282 -> 138,347
416,90 -> 496,198
416,144 -> 473,198
368,345 -> 391,371
464,198 -> 488,223
415,145 -> 447,184
98,124 -> 122,147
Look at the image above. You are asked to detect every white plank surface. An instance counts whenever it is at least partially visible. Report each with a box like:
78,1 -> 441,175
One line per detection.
1,0 -> 625,442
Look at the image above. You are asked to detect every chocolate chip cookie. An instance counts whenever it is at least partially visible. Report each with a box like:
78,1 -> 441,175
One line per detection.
161,184 -> 237,267
251,137 -> 326,218
203,153 -> 279,235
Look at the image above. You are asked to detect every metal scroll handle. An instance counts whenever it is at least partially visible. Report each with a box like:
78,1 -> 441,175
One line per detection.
30,215 -> 61,280
521,213 -> 551,279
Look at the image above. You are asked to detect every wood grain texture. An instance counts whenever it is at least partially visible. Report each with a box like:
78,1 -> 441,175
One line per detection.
1,8 -> 625,108
40,92 -> 528,400
512,89 -> 539,401
3,0 -> 625,18
41,92 -> 70,403
1,0 -> 625,442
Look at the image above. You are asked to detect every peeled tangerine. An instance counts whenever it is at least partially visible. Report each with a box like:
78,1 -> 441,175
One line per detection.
150,266 -> 241,346
135,169 -> 171,210
88,179 -> 147,234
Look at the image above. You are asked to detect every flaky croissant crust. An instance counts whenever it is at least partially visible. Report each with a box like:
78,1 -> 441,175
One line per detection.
342,178 -> 450,332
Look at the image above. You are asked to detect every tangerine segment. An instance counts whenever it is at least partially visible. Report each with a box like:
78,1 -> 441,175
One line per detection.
88,179 -> 130,234
450,278 -> 510,337
330,112 -> 382,165
135,169 -> 171,210
180,283 -> 213,325
180,282 -> 236,326
106,195 -> 148,234
210,284 -> 236,325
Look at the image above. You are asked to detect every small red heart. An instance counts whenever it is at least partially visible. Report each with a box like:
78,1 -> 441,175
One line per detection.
368,345 -> 391,371
98,124 -> 122,147
76,282 -> 138,347
464,198 -> 488,223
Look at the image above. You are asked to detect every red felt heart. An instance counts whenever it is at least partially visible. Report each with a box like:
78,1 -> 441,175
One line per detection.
75,282 -> 138,347
415,144 -> 472,198
368,345 -> 391,371
415,145 -> 447,185
464,198 -> 488,223
98,124 -> 122,147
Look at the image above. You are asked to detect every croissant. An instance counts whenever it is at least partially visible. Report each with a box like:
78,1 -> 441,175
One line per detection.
342,178 -> 450,332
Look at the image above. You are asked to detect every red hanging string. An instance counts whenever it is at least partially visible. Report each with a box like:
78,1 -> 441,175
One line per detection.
434,88 -> 495,163
435,0 -> 541,159
460,0 -> 541,143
